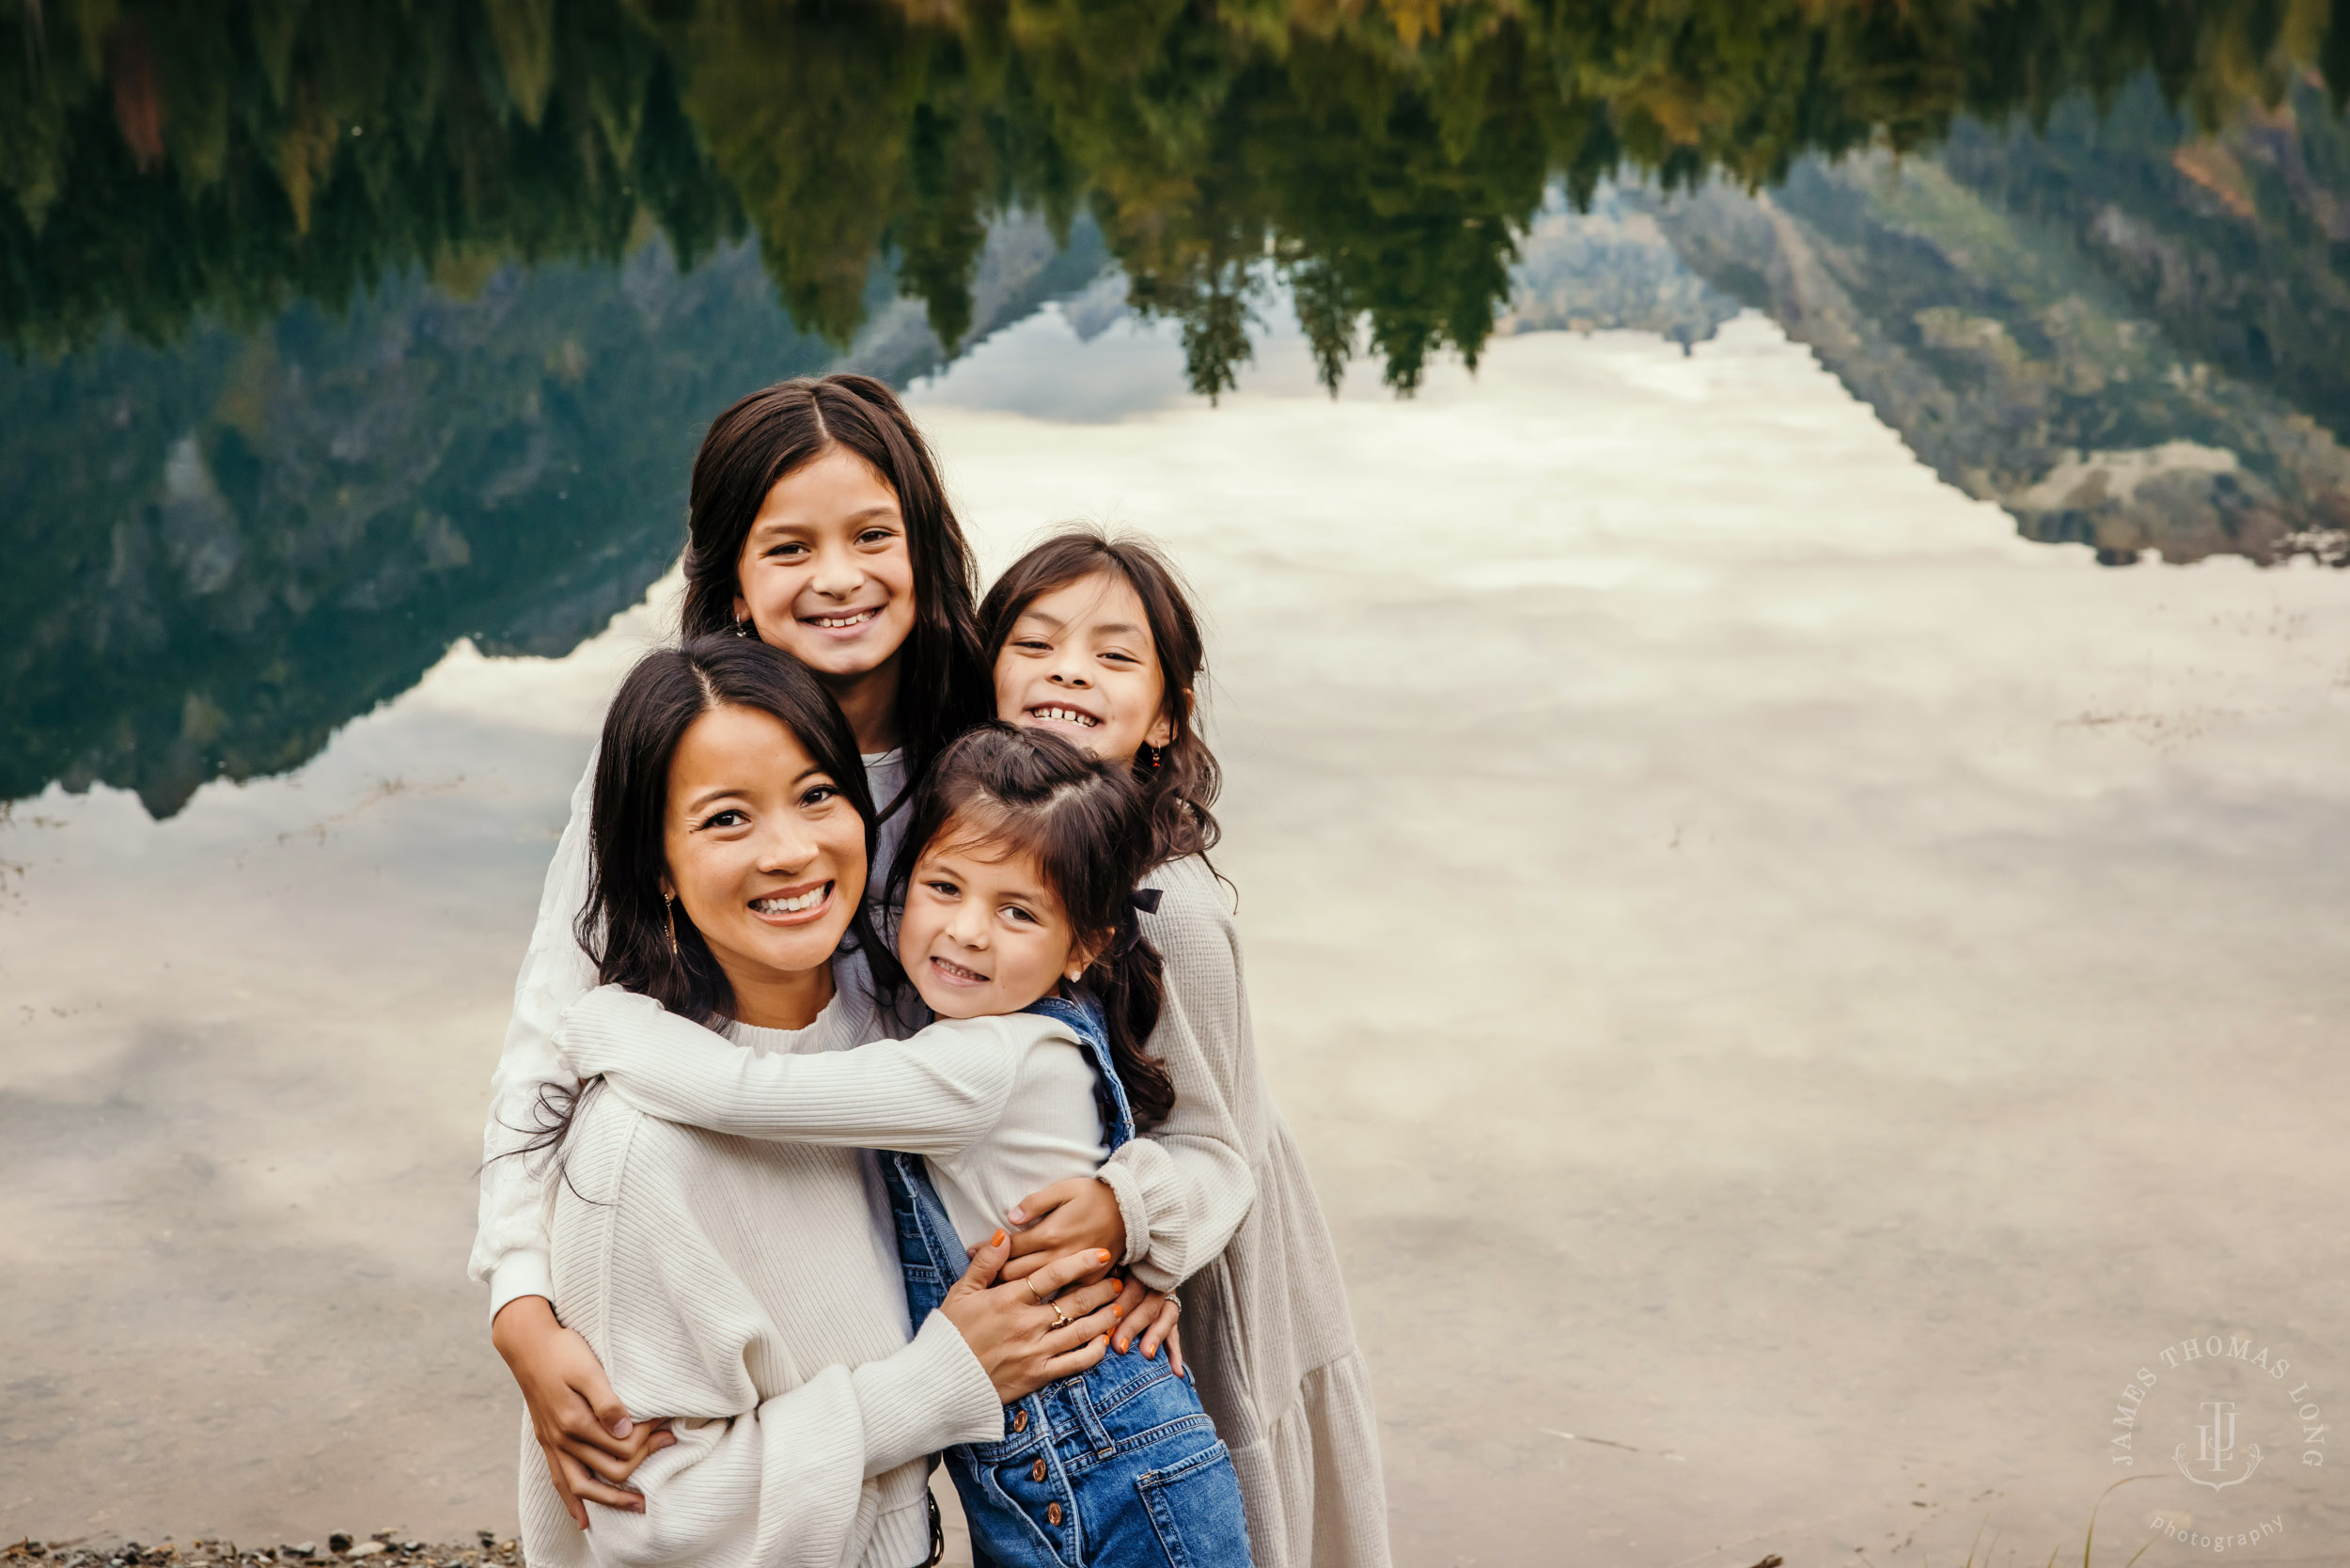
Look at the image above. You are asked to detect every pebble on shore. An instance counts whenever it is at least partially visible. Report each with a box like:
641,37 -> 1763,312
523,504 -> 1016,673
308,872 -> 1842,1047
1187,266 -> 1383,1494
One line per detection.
3,1531 -> 521,1568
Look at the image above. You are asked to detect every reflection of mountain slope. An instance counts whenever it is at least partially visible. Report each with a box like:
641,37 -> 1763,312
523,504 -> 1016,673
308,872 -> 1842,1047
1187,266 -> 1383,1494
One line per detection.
1644,151 -> 2350,566
1,215 -> 1108,817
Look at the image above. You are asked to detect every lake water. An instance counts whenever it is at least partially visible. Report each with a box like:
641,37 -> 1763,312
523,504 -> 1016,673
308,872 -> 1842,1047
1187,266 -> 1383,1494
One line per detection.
7,6 -> 2350,1565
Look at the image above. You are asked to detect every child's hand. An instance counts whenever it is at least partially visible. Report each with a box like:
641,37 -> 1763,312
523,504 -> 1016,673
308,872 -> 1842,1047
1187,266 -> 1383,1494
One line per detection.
1106,1277 -> 1185,1373
492,1295 -> 678,1528
1000,1176 -> 1126,1282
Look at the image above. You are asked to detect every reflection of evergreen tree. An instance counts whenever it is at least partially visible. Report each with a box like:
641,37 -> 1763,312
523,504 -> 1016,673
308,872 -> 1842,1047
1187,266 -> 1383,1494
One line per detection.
8,0 -> 2345,392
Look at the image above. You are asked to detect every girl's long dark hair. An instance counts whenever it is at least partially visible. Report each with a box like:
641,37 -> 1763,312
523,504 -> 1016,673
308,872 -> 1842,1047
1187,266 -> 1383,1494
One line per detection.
499,635 -> 897,1173
897,724 -> 1176,1132
976,529 -> 1219,870
680,374 -> 992,806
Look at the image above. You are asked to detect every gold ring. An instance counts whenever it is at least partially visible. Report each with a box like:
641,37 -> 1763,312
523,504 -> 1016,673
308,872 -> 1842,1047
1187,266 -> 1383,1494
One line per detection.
1025,1278 -> 1049,1306
1049,1303 -> 1072,1329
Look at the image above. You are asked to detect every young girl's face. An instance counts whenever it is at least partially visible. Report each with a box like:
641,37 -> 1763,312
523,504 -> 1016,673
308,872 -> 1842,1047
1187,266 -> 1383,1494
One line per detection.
662,703 -> 867,990
898,820 -> 1096,1020
733,446 -> 918,684
994,572 -> 1175,765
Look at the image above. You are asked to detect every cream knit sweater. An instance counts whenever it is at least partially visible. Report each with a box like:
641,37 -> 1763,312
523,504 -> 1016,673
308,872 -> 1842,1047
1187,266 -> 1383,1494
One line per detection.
521,981 -> 1003,1568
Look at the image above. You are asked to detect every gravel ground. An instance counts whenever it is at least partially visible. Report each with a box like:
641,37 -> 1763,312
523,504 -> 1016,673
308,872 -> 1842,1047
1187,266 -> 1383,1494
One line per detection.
5,1536 -> 519,1568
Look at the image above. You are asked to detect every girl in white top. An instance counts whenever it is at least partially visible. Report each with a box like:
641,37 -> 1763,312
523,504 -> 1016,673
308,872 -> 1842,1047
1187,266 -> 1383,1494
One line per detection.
515,636 -> 1127,1568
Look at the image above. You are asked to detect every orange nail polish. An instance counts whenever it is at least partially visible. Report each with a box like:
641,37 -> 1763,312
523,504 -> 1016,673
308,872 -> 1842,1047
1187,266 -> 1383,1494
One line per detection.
1097,1249 -> 1112,1262
1111,1305 -> 1122,1319
990,1230 -> 1007,1247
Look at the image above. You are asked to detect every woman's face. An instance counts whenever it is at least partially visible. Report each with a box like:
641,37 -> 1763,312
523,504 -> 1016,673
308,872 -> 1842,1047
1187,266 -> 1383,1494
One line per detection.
661,703 -> 867,995
897,818 -> 1090,1020
733,446 -> 918,683
994,572 -> 1176,764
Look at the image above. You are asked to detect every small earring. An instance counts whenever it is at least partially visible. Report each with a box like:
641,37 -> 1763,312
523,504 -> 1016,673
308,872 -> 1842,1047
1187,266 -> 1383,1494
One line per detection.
664,889 -> 681,957
1147,744 -> 1164,771
732,617 -> 750,640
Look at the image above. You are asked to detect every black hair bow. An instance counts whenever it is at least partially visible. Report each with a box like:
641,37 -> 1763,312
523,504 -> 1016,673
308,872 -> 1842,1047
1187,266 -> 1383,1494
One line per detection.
1115,886 -> 1163,953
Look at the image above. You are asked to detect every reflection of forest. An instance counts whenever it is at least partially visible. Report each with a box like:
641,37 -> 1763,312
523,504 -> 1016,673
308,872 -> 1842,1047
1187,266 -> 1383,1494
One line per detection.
8,0 -> 2348,386
7,0 -> 2350,814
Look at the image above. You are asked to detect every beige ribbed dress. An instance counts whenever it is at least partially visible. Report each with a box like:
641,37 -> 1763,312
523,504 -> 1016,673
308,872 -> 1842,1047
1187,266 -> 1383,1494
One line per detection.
1100,855 -> 1393,1568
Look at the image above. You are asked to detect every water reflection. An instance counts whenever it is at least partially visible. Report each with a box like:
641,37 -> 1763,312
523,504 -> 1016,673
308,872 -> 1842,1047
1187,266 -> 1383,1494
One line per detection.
5,0 -> 2350,813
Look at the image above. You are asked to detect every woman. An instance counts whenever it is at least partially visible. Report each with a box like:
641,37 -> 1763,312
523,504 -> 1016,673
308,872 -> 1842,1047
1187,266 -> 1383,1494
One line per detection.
517,635 -> 1125,1567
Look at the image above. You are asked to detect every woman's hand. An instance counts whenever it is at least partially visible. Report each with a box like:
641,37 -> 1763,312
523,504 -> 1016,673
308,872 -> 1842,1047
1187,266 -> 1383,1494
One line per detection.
492,1295 -> 677,1529
1105,1276 -> 1186,1374
940,1232 -> 1124,1403
1000,1176 -> 1126,1284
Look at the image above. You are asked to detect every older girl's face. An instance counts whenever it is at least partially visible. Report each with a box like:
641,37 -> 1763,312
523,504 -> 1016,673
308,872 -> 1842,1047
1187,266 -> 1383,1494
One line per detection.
994,572 -> 1175,765
661,704 -> 867,997
733,446 -> 918,682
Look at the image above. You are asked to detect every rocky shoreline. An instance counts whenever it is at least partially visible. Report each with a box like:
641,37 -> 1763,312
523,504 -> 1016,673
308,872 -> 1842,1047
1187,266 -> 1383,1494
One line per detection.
5,1535 -> 519,1568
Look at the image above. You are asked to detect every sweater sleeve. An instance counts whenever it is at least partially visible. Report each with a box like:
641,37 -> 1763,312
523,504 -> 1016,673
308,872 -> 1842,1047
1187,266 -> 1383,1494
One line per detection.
575,1312 -> 999,1568
556,986 -> 1021,1159
1092,859 -> 1261,1293
469,748 -> 600,1319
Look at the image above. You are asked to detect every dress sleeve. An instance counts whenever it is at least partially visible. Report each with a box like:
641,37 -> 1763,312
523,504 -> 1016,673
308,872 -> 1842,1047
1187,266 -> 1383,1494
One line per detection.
567,1313 -> 999,1568
467,748 -> 601,1319
556,986 -> 1020,1159
1092,860 -> 1261,1293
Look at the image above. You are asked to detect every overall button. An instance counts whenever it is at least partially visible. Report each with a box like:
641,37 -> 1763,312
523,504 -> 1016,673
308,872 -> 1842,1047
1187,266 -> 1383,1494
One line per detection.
1028,1457 -> 1048,1482
1011,1408 -> 1028,1434
1045,1503 -> 1063,1527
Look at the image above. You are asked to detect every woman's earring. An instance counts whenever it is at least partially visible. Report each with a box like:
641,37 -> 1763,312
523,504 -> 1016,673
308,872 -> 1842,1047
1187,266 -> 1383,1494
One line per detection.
732,617 -> 750,639
664,890 -> 681,957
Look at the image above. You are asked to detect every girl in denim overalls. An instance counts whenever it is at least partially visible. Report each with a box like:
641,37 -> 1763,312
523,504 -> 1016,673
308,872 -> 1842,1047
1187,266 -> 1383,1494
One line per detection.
555,721 -> 1253,1568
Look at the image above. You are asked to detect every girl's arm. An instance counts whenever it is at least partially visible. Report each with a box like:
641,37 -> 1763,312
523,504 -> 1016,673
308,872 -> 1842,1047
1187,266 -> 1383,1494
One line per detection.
471,752 -> 600,1319
1010,863 -> 1260,1296
473,754 -> 651,1525
554,985 -> 1022,1157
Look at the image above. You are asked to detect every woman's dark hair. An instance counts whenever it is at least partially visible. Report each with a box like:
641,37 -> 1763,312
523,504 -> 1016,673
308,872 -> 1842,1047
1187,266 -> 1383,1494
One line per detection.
497,635 -> 896,1173
976,528 -> 1219,870
680,373 -> 992,809
581,635 -> 900,1020
897,723 -> 1176,1132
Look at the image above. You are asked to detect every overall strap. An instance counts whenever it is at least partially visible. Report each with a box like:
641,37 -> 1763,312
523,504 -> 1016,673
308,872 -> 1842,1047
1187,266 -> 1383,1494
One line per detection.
1023,994 -> 1136,1152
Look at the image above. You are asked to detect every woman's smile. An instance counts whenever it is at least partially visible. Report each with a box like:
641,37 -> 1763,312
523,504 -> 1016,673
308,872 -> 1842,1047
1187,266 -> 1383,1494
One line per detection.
748,881 -> 834,924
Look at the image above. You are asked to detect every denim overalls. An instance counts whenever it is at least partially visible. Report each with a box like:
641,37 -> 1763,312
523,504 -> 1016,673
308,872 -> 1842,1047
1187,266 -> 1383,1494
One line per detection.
878,996 -> 1255,1568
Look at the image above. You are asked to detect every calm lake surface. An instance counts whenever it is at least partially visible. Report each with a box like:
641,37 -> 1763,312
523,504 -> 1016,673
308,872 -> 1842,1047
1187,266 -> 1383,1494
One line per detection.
7,5 -> 2350,1564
